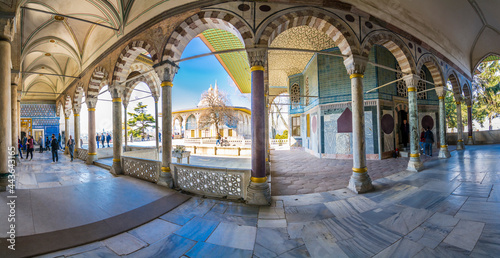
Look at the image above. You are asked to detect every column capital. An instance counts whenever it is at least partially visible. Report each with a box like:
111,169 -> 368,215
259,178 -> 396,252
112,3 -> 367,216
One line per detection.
247,48 -> 267,68
16,90 -> 21,101
343,55 -> 368,75
108,82 -> 125,99
0,17 -> 16,42
153,59 -> 179,82
86,96 -> 98,109
403,74 -> 420,89
434,85 -> 446,98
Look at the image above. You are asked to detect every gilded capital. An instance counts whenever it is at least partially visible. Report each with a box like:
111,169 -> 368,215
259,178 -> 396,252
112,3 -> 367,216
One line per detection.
343,55 -> 367,75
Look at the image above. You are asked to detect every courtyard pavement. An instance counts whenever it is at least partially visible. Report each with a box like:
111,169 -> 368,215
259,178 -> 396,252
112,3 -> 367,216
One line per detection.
36,144 -> 500,257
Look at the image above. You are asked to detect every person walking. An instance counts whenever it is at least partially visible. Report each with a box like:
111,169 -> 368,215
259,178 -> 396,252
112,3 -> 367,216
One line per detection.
101,133 -> 105,148
18,137 -> 23,159
80,138 -> 83,149
58,133 -> 63,150
26,135 -> 34,161
67,135 -> 75,162
22,135 -> 27,154
424,127 -> 434,156
419,128 -> 425,153
96,134 -> 100,148
39,136 -> 44,153
106,133 -> 111,148
51,134 -> 59,162
216,133 -> 221,146
159,132 -> 161,142
400,119 -> 410,149
45,136 -> 50,151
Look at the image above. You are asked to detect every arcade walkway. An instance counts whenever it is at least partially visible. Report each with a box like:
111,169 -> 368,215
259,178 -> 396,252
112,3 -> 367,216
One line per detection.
35,144 -> 500,257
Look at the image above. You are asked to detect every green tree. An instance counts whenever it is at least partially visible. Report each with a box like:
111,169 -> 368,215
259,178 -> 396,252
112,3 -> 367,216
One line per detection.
445,91 -> 467,131
473,61 -> 500,130
127,102 -> 155,137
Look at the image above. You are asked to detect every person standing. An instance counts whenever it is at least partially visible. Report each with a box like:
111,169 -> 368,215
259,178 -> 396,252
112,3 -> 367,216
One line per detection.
106,133 -> 111,148
159,132 -> 161,142
101,133 -> 105,148
400,119 -> 410,149
39,136 -> 44,153
22,135 -> 27,154
216,133 -> 221,146
27,135 -> 34,161
67,135 -> 75,162
58,133 -> 63,150
45,136 -> 50,151
51,134 -> 59,162
18,137 -> 23,159
80,138 -> 83,149
419,128 -> 425,153
424,127 -> 434,156
96,134 -> 100,148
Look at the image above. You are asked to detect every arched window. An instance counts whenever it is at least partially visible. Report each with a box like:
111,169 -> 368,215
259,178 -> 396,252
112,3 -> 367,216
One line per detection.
291,83 -> 300,108
186,115 -> 197,130
417,70 -> 427,100
396,63 -> 407,98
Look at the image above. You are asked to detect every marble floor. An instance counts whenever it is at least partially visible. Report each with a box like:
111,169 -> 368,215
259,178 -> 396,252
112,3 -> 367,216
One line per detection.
38,144 -> 499,257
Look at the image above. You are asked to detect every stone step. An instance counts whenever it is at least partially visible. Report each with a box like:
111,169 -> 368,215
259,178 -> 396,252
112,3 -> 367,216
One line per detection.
93,161 -> 111,171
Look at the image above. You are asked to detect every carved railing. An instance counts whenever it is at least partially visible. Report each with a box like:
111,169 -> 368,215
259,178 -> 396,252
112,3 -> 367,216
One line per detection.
122,156 -> 160,183
270,139 -> 289,145
172,163 -> 251,200
76,148 -> 88,161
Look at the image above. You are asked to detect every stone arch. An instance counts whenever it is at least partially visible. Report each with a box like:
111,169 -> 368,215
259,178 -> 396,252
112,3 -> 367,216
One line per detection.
162,11 -> 253,61
112,40 -> 160,83
269,89 -> 288,105
73,82 -> 85,114
463,82 -> 472,105
64,95 -> 72,117
122,62 -> 161,106
361,31 -> 417,74
257,8 -> 359,56
56,100 -> 63,117
395,103 -> 408,113
416,53 -> 444,86
186,114 -> 197,130
445,70 -> 462,100
87,66 -> 109,102
472,53 -> 500,73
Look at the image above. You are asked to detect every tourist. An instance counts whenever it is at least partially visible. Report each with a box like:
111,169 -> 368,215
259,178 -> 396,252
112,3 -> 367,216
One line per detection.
424,127 -> 434,156
22,135 -> 27,154
39,136 -> 44,153
58,133 -> 62,150
159,132 -> 161,142
67,135 -> 75,162
45,136 -> 50,151
106,133 -> 111,148
51,134 -> 59,162
18,137 -> 23,159
26,135 -> 34,161
130,133 -> 133,142
80,138 -> 83,148
96,134 -> 100,148
400,119 -> 409,149
216,133 -> 221,146
419,128 -> 425,153
101,133 -> 105,148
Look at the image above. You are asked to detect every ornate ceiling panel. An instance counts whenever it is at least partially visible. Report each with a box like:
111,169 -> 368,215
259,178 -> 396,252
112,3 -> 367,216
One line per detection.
268,25 -> 336,87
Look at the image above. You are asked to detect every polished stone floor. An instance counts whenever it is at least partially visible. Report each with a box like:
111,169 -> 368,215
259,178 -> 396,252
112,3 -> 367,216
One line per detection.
39,144 -> 500,257
98,155 -> 251,170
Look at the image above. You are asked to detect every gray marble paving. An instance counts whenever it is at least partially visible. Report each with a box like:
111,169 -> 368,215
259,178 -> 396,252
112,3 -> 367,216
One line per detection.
40,145 -> 500,257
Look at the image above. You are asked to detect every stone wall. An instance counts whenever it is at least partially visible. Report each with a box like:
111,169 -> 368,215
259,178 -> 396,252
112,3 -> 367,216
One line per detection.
447,130 -> 500,145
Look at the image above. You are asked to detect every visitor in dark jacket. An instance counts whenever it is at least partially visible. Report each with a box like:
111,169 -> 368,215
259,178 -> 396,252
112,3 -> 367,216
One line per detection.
424,127 -> 434,156
51,134 -> 59,162
106,133 -> 111,148
26,135 -> 34,160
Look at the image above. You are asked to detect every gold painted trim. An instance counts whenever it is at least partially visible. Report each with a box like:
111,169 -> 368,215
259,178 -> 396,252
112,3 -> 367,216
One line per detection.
88,108 -> 96,111
456,102 -> 461,105
65,117 -> 69,119
112,98 -> 122,102
407,87 -> 416,92
440,145 -> 448,148
468,136 -> 473,138
74,114 -> 80,117
352,167 -> 367,173
161,81 -> 173,87
251,176 -> 267,183
438,96 -> 444,100
410,153 -> 420,158
161,166 -> 171,172
349,73 -> 364,79
113,158 -> 120,162
250,65 -> 265,72
88,152 -> 97,155
457,140 -> 463,142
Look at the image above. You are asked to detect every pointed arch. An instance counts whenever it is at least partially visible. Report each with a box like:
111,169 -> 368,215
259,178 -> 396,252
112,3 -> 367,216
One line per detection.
122,62 -> 161,107
112,40 -> 160,83
86,66 -> 109,102
463,82 -> 472,105
162,11 -> 253,61
361,31 -> 417,75
257,8 -> 359,57
416,53 -> 444,86
73,82 -> 85,114
445,70 -> 462,100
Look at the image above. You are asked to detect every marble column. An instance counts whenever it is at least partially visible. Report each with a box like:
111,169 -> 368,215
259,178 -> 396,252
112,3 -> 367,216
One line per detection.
17,92 -> 21,140
467,104 -> 473,145
86,99 -> 98,164
123,103 -> 128,152
64,114 -> 70,154
456,100 -> 465,150
110,85 -> 123,175
247,49 -> 271,205
155,100 -> 159,160
11,83 -> 19,164
0,17 -> 14,192
74,112 -> 80,149
435,86 -> 451,158
154,61 -> 178,188
344,55 -> 373,193
404,74 -> 424,171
